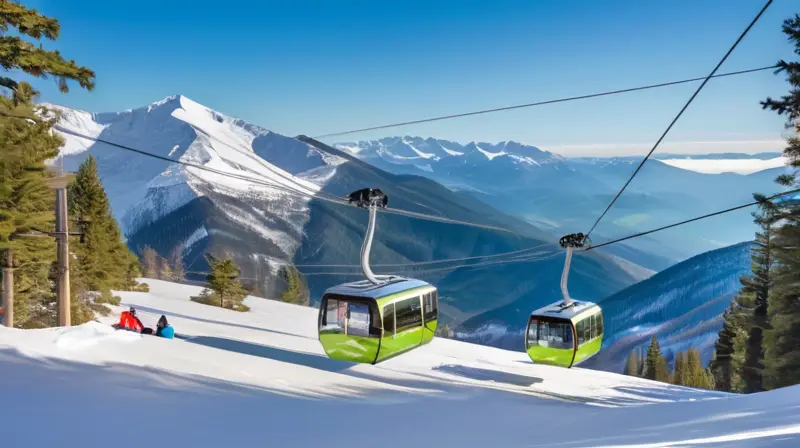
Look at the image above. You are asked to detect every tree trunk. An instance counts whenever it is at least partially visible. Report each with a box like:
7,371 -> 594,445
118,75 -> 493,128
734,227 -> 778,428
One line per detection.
2,249 -> 14,328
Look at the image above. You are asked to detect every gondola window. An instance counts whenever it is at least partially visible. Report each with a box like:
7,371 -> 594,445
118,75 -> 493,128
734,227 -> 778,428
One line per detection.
383,303 -> 395,334
423,291 -> 438,322
395,297 -> 423,332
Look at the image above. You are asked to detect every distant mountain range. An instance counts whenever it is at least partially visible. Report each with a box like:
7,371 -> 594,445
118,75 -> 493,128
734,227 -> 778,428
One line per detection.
45,95 -> 648,332
582,241 -> 753,374
334,137 -> 787,266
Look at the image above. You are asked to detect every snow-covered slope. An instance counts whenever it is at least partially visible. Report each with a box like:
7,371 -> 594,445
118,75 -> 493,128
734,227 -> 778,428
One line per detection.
43,96 -> 648,334
46,95 -> 344,261
2,279 -> 799,447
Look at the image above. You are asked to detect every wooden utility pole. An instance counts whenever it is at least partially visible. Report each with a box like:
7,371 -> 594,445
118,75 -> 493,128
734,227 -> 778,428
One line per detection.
45,170 -> 74,327
2,249 -> 13,328
56,186 -> 70,326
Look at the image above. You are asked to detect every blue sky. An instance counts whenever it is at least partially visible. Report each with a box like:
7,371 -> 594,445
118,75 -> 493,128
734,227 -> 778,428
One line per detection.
18,0 -> 799,156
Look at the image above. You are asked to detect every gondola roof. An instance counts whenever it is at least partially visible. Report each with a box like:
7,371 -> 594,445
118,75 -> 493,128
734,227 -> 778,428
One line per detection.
530,299 -> 599,320
324,276 -> 433,299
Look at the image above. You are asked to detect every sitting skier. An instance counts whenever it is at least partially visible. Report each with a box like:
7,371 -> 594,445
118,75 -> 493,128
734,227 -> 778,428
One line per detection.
113,307 -> 145,332
155,315 -> 174,339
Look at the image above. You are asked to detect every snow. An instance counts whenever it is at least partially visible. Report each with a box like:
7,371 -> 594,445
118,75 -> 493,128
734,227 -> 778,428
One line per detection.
2,279 -> 798,447
475,144 -> 508,161
659,157 -> 788,174
44,95 -> 344,263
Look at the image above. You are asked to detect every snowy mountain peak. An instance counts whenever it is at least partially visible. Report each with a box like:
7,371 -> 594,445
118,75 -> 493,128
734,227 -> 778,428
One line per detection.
46,95 -> 347,263
335,136 -> 564,170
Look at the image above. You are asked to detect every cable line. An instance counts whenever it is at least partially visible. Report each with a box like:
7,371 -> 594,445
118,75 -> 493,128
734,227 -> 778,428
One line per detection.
41,122 -> 514,234
300,250 -> 564,277
311,65 -> 777,140
587,187 -> 800,251
294,243 -> 551,268
584,0 -> 774,239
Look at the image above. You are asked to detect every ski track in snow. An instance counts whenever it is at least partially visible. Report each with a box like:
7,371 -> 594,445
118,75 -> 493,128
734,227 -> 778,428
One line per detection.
1,279 -> 798,447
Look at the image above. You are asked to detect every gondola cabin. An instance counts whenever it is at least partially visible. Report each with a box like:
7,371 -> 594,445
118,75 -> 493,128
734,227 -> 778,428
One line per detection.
318,276 -> 438,364
524,299 -> 603,368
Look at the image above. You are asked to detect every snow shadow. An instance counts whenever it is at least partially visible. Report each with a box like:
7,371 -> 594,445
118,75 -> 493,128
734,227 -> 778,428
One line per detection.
183,335 -> 354,372
180,336 -> 571,402
120,303 -> 312,339
432,364 -> 543,387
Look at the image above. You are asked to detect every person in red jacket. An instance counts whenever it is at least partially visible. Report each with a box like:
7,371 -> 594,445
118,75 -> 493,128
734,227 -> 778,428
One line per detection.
114,307 -> 145,332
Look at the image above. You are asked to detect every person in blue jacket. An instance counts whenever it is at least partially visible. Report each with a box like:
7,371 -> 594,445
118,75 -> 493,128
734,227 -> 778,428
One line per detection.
155,315 -> 175,339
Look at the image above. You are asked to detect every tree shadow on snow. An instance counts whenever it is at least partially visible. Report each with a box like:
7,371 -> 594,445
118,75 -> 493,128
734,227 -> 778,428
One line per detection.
119,303 -> 314,340
432,364 -> 543,387
183,335 -> 354,372
179,336 -> 577,404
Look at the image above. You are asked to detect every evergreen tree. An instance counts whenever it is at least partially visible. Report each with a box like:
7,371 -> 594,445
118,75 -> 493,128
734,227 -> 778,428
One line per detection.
279,265 -> 309,306
710,301 -> 742,391
738,203 -> 775,393
760,14 -> 800,390
686,348 -> 713,389
624,351 -> 639,377
191,253 -> 249,312
672,350 -> 688,386
643,336 -> 669,383
139,246 -> 158,278
68,155 -> 141,312
0,1 -> 94,328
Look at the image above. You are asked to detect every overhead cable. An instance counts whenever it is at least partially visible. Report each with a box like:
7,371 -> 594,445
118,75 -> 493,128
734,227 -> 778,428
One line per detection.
311,65 -> 777,139
584,0 -> 774,239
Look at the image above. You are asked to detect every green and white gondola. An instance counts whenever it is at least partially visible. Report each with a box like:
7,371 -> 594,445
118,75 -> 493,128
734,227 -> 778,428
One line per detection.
525,299 -> 603,368
524,233 -> 604,368
318,276 -> 438,364
317,188 -> 438,364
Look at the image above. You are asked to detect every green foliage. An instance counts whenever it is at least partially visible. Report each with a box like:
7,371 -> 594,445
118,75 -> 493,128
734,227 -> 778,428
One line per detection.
643,336 -> 669,383
190,253 -> 249,312
760,13 -> 800,390
0,1 -> 95,96
0,1 -> 95,328
711,300 -> 747,391
279,264 -> 309,306
763,216 -> 800,389
68,155 -> 143,317
672,351 -> 688,386
739,204 -> 775,393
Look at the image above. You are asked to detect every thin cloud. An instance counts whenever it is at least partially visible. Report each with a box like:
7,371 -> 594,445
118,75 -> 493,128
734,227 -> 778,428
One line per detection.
541,139 -> 786,157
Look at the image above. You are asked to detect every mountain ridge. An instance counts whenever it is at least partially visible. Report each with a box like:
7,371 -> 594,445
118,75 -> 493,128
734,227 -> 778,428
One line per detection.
45,94 -> 648,337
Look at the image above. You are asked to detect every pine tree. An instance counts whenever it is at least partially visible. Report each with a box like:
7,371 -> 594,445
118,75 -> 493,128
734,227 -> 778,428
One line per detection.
738,203 -> 775,393
68,155 -> 141,314
760,14 -> 800,390
686,348 -> 713,389
672,350 -> 688,386
0,2 -> 95,328
191,253 -> 249,312
624,351 -> 639,377
710,301 -> 742,391
279,265 -> 309,306
643,336 -> 669,383
139,246 -> 158,278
